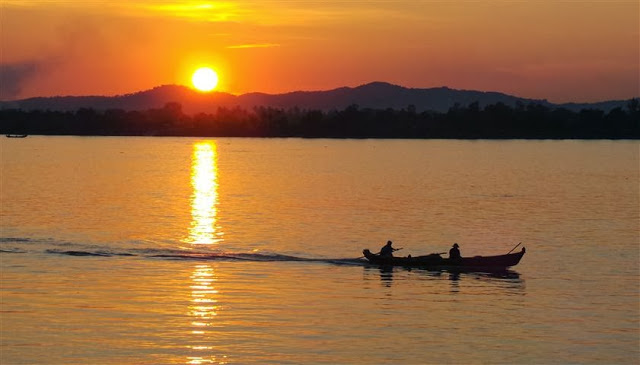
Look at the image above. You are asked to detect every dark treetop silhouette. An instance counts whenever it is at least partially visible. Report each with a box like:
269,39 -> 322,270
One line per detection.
1,98 -> 638,139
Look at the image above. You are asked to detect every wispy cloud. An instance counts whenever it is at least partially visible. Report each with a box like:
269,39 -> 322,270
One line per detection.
0,62 -> 38,100
226,43 -> 281,49
3,1 -> 244,23
3,1 -> 411,27
140,2 -> 241,22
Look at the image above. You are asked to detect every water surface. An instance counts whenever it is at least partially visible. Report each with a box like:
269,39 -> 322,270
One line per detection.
1,137 -> 638,364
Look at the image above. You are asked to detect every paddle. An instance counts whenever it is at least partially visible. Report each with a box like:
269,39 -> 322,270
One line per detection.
507,242 -> 522,254
372,247 -> 404,254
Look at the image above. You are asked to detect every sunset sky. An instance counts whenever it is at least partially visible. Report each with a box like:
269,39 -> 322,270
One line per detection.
1,0 -> 638,102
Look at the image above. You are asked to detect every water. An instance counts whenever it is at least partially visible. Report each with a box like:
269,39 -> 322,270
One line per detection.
1,137 -> 638,364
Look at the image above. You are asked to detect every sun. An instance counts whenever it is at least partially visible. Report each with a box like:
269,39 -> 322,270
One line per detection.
191,67 -> 219,92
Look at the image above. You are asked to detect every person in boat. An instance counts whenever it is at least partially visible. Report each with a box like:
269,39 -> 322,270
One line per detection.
449,243 -> 461,259
380,240 -> 398,257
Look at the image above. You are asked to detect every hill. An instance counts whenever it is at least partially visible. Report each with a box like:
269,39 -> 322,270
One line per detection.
0,82 -> 631,114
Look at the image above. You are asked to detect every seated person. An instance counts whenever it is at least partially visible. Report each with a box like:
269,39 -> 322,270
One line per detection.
449,243 -> 461,259
380,240 -> 397,257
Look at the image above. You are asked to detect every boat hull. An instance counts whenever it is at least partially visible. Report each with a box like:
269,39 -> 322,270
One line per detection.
363,247 -> 525,271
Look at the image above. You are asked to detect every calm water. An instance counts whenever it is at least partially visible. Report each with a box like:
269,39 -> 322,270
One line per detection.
1,137 -> 638,364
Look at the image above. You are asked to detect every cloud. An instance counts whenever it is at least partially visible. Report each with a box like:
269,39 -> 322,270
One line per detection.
140,2 -> 240,22
0,62 -> 38,100
226,43 -> 281,49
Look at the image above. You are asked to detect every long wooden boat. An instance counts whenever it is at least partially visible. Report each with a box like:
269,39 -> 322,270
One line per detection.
362,247 -> 525,271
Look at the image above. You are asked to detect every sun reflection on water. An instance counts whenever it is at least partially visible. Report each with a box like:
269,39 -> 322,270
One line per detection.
187,141 -> 223,245
186,141 -> 226,364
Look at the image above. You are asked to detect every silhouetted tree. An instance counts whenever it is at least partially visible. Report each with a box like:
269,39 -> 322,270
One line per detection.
1,100 -> 638,139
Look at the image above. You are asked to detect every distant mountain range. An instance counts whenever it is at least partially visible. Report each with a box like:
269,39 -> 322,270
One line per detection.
0,82 -> 631,114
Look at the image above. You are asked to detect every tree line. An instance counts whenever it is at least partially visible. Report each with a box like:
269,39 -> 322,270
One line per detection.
1,99 -> 638,139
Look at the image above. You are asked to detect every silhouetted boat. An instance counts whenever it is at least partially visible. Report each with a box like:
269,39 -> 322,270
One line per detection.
5,134 -> 28,138
362,247 -> 526,271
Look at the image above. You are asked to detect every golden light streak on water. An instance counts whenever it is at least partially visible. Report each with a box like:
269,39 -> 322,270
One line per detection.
187,264 -> 223,363
186,141 -> 222,245
186,141 -> 225,364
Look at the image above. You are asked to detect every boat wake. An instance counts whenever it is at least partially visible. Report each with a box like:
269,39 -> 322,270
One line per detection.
0,236 -> 367,264
147,251 -> 366,265
45,249 -> 136,257
43,248 -> 368,265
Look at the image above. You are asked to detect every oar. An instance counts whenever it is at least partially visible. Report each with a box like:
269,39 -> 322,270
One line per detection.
507,242 -> 522,254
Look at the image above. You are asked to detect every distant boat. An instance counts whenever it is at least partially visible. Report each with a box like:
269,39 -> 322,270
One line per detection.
362,247 -> 526,271
5,134 -> 28,138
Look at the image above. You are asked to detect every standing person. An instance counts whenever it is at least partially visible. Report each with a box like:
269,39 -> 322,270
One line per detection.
380,240 -> 397,257
449,243 -> 461,259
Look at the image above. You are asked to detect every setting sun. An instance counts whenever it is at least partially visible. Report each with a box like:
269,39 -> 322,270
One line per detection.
191,67 -> 219,92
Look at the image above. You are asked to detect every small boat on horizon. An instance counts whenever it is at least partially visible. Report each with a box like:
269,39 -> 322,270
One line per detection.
362,247 -> 526,272
5,134 -> 28,138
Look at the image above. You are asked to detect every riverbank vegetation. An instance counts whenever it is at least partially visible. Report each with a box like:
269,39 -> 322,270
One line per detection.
1,99 -> 638,139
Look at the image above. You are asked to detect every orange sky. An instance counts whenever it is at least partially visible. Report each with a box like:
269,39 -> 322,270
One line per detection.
1,1 -> 638,102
